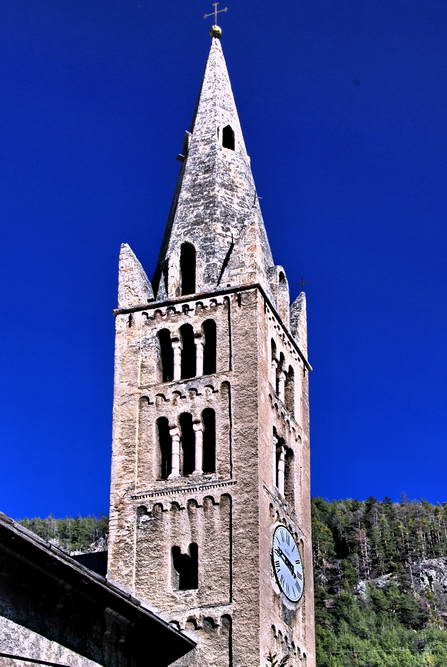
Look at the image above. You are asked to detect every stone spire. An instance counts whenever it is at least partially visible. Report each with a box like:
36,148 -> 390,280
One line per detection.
154,36 -> 277,301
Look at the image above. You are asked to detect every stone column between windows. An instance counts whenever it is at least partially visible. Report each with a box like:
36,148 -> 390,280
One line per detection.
169,426 -> 180,478
277,445 -> 286,495
277,370 -> 287,403
172,339 -> 182,381
195,335 -> 204,377
192,421 -> 203,476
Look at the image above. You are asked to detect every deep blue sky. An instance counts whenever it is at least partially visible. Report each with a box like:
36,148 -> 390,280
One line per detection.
1,1 -> 446,518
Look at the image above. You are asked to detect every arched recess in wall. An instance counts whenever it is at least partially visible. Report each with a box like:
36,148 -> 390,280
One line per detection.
202,408 -> 216,473
270,339 -> 277,387
157,329 -> 174,382
222,125 -> 235,150
219,495 -> 232,598
202,319 -> 217,375
137,397 -> 151,483
180,324 -> 196,379
285,366 -> 295,415
276,352 -> 285,397
275,441 -> 281,489
180,242 -> 196,296
284,448 -> 295,505
157,417 -> 172,480
179,412 -> 195,476
221,613 -> 233,661
220,381 -> 233,478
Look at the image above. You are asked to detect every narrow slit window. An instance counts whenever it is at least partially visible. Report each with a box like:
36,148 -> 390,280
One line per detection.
179,412 -> 195,476
180,324 -> 196,379
162,260 -> 169,294
202,319 -> 217,375
180,242 -> 196,295
222,125 -> 235,150
158,329 -> 174,382
157,417 -> 172,479
202,408 -> 216,473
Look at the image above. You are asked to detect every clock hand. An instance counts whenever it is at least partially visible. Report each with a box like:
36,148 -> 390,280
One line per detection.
274,547 -> 296,578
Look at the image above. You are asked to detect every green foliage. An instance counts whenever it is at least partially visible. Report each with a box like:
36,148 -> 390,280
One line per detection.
313,498 -> 447,665
19,515 -> 108,553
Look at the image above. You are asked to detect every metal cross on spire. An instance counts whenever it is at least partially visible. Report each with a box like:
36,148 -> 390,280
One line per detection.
203,2 -> 228,37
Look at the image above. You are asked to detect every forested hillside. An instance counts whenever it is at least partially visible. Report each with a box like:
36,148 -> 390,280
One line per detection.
313,497 -> 447,665
19,515 -> 108,553
19,498 -> 447,666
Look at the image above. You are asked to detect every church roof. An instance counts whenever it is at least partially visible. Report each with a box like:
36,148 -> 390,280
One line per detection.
0,512 -> 195,665
154,34 -> 275,299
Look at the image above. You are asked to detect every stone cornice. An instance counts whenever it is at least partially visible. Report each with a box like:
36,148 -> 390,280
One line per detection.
131,479 -> 237,501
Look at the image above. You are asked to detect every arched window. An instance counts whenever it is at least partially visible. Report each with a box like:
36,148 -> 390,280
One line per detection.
157,329 -> 174,382
172,543 -> 198,590
222,125 -> 235,150
202,319 -> 217,375
278,271 -> 286,285
202,408 -> 216,473
157,417 -> 172,479
180,242 -> 196,296
285,366 -> 295,415
180,323 -> 196,379
179,412 -> 195,476
271,339 -> 277,363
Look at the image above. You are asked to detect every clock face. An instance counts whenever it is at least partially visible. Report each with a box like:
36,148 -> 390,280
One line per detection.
271,525 -> 304,603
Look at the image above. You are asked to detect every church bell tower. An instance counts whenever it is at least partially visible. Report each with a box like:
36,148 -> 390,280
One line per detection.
107,24 -> 315,667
